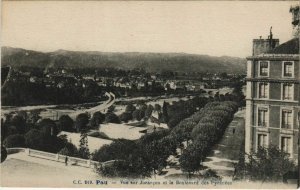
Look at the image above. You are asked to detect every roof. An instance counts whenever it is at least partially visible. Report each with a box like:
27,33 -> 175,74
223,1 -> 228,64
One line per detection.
267,38 -> 299,54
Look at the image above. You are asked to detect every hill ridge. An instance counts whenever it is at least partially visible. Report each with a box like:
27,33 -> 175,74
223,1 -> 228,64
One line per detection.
1,47 -> 246,73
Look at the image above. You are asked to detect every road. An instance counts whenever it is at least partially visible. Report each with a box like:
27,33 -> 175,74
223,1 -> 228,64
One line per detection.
1,92 -> 115,120
68,92 -> 115,119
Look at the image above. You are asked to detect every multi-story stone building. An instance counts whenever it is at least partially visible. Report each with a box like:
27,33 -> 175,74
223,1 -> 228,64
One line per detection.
245,6 -> 299,161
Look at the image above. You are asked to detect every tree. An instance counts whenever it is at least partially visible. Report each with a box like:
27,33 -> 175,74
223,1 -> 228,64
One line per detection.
154,104 -> 162,112
145,105 -> 154,118
38,118 -> 59,136
75,113 -> 90,132
125,103 -> 136,113
90,111 -> 105,129
179,145 -> 202,177
58,142 -> 78,157
10,114 -> 26,134
58,115 -> 74,132
167,117 -> 183,129
132,109 -> 142,121
138,103 -> 148,112
162,101 -> 169,123
24,129 -> 44,150
235,146 -> 296,182
107,105 -> 116,113
24,128 -> 65,153
93,139 -> 137,162
1,146 -> 7,163
5,125 -> 18,137
119,112 -> 133,123
78,131 -> 90,159
105,113 -> 121,124
3,134 -> 26,148
220,72 -> 228,78
27,110 -> 41,125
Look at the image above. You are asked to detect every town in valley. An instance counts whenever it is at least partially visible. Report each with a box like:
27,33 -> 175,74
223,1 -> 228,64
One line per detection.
1,2 -> 299,188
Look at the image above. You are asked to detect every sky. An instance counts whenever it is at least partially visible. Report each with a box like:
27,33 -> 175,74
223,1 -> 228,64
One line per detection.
1,1 -> 297,57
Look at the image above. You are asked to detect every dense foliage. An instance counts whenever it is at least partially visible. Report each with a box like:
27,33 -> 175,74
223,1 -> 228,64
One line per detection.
93,129 -> 176,178
93,101 -> 238,178
234,146 -> 297,182
1,73 -> 102,106
2,111 -> 80,154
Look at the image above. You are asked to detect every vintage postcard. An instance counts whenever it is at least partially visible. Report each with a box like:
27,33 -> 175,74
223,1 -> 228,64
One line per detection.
1,0 -> 299,189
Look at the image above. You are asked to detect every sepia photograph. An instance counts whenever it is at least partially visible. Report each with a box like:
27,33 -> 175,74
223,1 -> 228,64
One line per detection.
0,0 -> 299,189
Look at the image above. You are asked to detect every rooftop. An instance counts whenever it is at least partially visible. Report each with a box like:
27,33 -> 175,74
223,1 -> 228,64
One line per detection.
267,38 -> 299,54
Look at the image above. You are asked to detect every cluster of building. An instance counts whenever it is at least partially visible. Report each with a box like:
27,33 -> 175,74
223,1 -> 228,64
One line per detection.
245,5 -> 299,161
8,69 -> 97,90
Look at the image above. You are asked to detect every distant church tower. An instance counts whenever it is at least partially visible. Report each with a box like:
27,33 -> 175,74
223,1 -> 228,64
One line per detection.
290,5 -> 300,37
252,27 -> 280,56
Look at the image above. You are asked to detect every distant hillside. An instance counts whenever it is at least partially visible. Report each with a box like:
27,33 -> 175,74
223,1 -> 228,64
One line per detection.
1,47 -> 246,73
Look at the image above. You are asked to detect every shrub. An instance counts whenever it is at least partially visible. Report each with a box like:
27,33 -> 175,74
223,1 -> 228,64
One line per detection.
119,112 -> 133,123
89,112 -> 105,128
125,103 -> 136,113
58,142 -> 78,157
75,113 -> 90,132
4,134 -> 26,148
93,139 -> 137,162
234,146 -> 297,182
58,115 -> 74,132
105,113 -> 121,124
24,129 -> 44,150
132,109 -> 142,121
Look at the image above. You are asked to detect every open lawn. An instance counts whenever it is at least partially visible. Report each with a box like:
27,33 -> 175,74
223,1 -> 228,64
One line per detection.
99,123 -> 146,140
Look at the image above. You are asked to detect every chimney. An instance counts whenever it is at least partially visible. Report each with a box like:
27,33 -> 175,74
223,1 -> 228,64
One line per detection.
252,28 -> 279,56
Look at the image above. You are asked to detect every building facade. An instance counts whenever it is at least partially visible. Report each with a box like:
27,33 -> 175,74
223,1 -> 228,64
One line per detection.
245,6 -> 300,161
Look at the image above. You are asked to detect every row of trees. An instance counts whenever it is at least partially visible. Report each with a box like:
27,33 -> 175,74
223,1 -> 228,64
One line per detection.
177,101 -> 238,176
117,95 -> 210,128
119,102 -> 164,123
91,101 -> 238,178
166,96 -> 209,128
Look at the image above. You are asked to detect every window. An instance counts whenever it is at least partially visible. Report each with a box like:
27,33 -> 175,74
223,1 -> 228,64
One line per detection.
257,134 -> 267,149
283,61 -> 294,77
259,83 -> 269,98
258,108 -> 268,127
282,83 -> 294,100
281,136 -> 291,155
259,61 -> 269,76
281,110 -> 293,129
